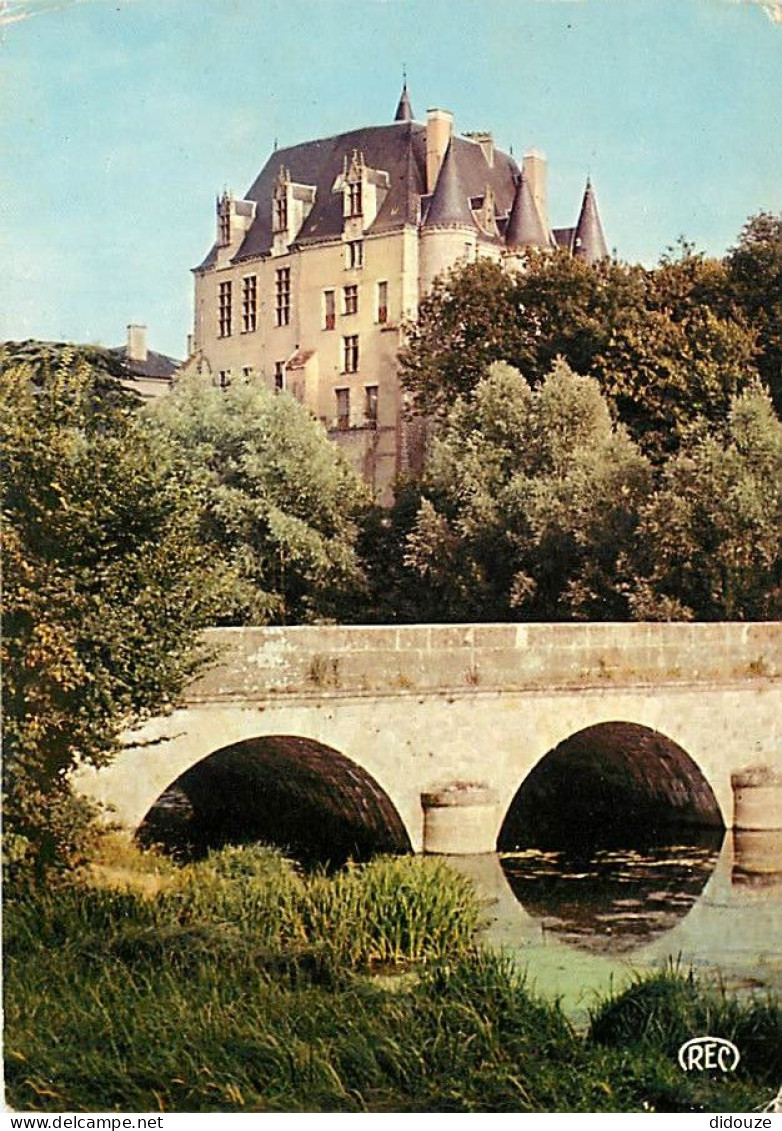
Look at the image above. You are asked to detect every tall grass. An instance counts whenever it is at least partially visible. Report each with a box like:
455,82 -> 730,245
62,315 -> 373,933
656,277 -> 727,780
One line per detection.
4,845 -> 780,1113
588,964 -> 782,1086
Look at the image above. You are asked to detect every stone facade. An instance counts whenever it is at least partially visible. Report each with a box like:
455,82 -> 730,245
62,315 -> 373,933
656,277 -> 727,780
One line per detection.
186,87 -> 608,501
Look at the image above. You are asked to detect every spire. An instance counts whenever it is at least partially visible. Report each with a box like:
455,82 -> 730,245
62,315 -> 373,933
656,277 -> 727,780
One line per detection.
573,177 -> 608,263
394,80 -> 414,122
422,140 -> 477,230
505,168 -> 549,250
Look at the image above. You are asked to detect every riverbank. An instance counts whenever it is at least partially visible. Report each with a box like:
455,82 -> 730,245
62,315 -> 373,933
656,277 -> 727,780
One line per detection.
4,843 -> 780,1113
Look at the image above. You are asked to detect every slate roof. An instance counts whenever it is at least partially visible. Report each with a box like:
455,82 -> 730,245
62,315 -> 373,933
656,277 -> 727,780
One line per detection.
110,345 -> 180,380
573,178 -> 609,263
505,168 -> 550,250
195,120 -> 521,270
194,98 -> 609,269
422,140 -> 479,230
394,83 -> 414,122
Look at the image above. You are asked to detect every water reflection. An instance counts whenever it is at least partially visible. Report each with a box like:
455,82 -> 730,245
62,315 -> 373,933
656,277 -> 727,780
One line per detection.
500,832 -> 723,955
446,831 -> 782,1016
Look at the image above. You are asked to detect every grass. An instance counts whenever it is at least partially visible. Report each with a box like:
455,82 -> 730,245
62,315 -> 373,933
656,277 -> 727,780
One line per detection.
4,844 -> 781,1114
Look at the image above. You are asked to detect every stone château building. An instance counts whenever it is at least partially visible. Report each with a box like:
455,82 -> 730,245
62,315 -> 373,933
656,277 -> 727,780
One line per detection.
188,84 -> 608,499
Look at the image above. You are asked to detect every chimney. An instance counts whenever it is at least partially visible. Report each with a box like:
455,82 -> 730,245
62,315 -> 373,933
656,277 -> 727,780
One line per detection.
426,108 -> 453,193
466,131 -> 494,168
127,324 -> 147,363
522,150 -> 549,237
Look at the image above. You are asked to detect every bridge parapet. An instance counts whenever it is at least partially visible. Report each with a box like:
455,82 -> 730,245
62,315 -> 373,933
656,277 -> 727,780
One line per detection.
187,622 -> 782,703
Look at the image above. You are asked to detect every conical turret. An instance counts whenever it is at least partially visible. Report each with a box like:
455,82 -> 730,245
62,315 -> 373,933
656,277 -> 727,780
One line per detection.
505,168 -> 550,250
573,178 -> 608,263
422,141 -> 477,230
394,82 -> 414,122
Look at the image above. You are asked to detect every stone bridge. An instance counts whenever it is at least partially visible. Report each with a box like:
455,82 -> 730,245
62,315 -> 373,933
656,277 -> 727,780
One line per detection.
76,623 -> 782,857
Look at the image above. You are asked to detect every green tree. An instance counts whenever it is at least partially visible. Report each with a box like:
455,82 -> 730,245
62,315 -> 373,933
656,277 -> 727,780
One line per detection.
627,385 -> 782,621
147,372 -> 370,625
399,251 -> 643,419
399,243 -> 761,462
405,361 -> 651,621
596,303 -> 758,462
1,345 -> 225,875
399,258 -> 537,418
726,211 -> 782,415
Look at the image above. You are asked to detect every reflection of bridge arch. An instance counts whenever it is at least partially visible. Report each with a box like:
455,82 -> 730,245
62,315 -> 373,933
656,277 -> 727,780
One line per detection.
498,722 -> 723,850
74,624 -> 782,856
137,734 -> 412,864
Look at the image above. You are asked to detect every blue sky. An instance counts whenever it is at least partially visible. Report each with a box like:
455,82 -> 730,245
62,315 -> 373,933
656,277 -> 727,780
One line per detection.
1,0 -> 781,358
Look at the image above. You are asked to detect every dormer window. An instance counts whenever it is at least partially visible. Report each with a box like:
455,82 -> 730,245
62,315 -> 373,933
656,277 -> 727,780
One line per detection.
272,166 -> 316,255
335,151 -> 389,230
274,194 -> 288,233
218,193 -> 232,246
219,210 -> 230,246
348,181 -> 362,218
216,191 -> 255,252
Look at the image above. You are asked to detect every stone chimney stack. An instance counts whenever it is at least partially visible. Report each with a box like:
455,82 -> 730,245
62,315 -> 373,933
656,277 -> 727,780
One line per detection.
127,324 -> 148,363
522,150 -> 549,237
426,108 -> 453,193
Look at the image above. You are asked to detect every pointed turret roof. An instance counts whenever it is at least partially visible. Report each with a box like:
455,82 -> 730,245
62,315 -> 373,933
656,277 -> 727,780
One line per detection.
505,168 -> 550,250
422,140 -> 478,230
394,83 -> 414,122
573,178 -> 608,263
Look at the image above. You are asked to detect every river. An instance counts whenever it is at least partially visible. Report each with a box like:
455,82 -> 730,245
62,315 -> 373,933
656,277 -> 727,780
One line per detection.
445,830 -> 782,1025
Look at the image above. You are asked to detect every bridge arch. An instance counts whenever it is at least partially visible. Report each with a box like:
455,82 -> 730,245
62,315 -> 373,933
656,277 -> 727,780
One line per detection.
497,721 -> 724,851
136,734 -> 413,866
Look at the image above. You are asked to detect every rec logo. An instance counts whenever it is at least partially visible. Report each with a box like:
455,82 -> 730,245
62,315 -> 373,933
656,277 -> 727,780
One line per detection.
678,1036 -> 741,1072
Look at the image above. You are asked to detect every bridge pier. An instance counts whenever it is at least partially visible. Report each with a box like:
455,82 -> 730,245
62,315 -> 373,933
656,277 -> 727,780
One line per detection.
421,783 -> 499,855
731,766 -> 782,831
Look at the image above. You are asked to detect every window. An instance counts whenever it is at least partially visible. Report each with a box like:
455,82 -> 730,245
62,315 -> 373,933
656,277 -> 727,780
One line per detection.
242,275 -> 257,333
377,280 -> 388,324
274,193 -> 288,233
346,240 -> 363,269
365,385 -> 378,426
275,267 -> 291,327
342,334 -> 359,374
219,205 -> 231,246
348,181 -> 362,218
274,361 -> 285,392
218,370 -> 230,389
323,289 -> 335,330
218,281 -> 232,338
242,366 -> 253,380
343,284 -> 358,316
336,388 -> 350,430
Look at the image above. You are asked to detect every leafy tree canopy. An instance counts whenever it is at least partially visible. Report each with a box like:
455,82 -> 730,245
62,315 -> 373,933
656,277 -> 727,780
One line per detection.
1,344 -> 226,875
405,361 -> 652,621
627,385 -> 782,621
147,373 -> 370,625
399,236 -> 765,462
726,212 -> 782,414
